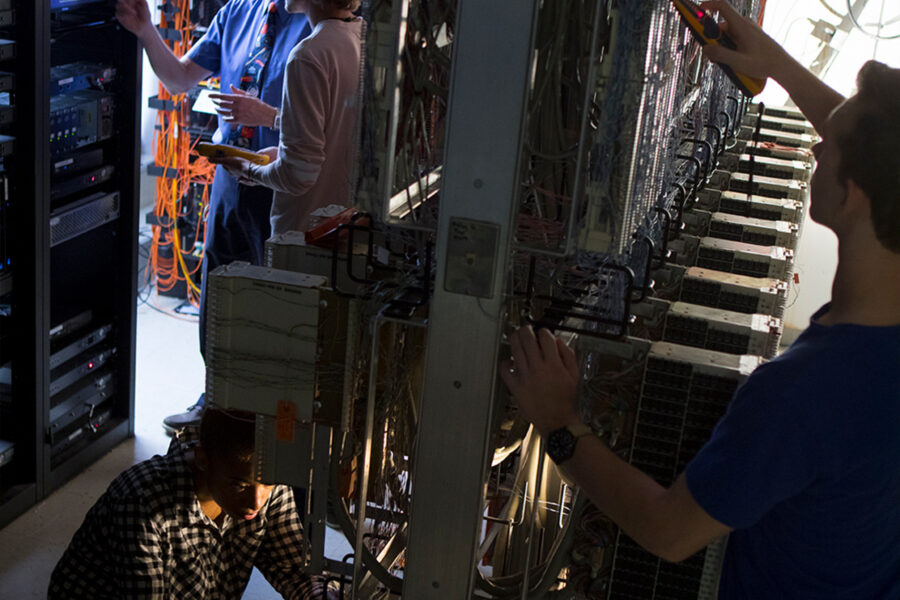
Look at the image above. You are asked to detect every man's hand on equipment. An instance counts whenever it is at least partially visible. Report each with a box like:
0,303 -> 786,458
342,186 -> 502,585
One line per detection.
115,0 -> 154,38
500,326 -> 581,436
700,0 -> 786,81
115,0 -> 212,95
210,85 -> 279,128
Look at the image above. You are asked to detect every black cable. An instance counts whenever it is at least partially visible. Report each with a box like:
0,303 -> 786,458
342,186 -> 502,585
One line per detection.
746,103 -> 765,217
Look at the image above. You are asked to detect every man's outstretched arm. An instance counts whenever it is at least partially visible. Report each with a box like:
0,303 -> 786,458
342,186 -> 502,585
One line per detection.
700,0 -> 845,135
560,432 -> 731,562
500,327 -> 731,563
116,0 -> 212,95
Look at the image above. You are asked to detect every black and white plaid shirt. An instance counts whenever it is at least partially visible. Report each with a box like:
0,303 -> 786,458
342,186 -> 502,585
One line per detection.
48,440 -> 327,599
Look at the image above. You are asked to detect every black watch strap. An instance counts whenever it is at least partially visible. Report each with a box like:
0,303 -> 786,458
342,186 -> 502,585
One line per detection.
545,423 -> 592,465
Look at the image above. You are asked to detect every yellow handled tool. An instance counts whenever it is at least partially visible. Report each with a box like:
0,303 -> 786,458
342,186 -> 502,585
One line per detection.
196,142 -> 272,165
672,0 -> 766,97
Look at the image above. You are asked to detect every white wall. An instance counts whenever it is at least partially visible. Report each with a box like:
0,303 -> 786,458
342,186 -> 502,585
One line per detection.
759,0 -> 900,339
141,55 -> 159,166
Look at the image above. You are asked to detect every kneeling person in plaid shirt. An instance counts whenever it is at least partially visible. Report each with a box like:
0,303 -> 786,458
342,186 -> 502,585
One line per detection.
49,407 -> 333,599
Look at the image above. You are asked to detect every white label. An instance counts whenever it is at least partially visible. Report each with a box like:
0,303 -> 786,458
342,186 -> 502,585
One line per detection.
58,77 -> 74,86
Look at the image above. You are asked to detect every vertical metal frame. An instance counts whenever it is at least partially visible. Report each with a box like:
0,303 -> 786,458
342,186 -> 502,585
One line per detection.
402,1 -> 542,597
33,0 -> 52,502
356,0 -> 411,222
513,0 -> 608,258
117,17 -> 142,440
0,0 -> 47,529
305,424 -> 332,573
377,0 -> 410,222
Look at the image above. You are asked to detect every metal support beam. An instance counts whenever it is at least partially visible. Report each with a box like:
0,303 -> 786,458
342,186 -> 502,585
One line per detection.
403,1 -> 541,597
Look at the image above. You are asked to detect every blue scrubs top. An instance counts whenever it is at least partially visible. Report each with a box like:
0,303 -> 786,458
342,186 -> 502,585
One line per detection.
186,0 -> 311,152
185,0 -> 311,352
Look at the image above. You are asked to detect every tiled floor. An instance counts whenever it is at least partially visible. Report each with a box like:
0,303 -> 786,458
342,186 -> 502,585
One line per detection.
0,291 -> 351,598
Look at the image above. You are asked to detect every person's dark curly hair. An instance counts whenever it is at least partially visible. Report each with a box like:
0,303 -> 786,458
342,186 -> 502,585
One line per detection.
199,407 -> 257,465
311,0 -> 361,11
835,61 -> 900,253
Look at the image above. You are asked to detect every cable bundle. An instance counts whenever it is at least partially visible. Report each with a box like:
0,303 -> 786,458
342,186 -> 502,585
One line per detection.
149,0 -> 215,305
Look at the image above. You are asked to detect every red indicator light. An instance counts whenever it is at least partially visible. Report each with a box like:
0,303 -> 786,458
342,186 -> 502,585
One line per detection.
696,10 -> 703,17
88,362 -> 94,369
91,176 -> 95,182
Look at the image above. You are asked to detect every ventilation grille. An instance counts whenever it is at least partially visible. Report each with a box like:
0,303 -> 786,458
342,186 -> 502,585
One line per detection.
680,279 -> 762,315
50,191 -> 119,247
696,248 -> 773,279
717,196 -> 785,222
664,315 -> 752,355
607,360 -> 739,600
708,221 -> 777,247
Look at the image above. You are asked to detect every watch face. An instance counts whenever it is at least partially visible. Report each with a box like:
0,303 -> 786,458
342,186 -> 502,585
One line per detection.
546,427 -> 576,464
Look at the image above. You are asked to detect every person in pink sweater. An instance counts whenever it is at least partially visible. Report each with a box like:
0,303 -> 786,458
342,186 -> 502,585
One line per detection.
211,0 -> 362,235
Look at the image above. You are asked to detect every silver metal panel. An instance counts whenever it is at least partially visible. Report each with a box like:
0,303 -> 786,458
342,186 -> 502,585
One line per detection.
402,1 -> 541,597
205,263 -> 325,420
443,217 -> 500,298
305,424 -> 332,573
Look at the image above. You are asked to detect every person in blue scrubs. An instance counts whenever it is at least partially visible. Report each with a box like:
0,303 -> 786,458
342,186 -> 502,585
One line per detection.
116,0 -> 311,429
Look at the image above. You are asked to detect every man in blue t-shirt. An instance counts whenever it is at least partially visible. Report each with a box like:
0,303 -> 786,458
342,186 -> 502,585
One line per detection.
501,2 -> 900,598
116,0 -> 311,429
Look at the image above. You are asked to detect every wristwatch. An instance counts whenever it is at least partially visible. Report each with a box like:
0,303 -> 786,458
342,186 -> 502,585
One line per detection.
545,423 -> 592,465
272,108 -> 282,130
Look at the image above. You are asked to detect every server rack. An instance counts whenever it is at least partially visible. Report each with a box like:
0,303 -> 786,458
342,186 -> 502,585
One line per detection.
0,0 -> 139,528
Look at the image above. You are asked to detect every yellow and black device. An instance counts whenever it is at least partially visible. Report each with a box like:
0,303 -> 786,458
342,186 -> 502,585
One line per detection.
672,0 -> 766,97
196,142 -> 272,165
